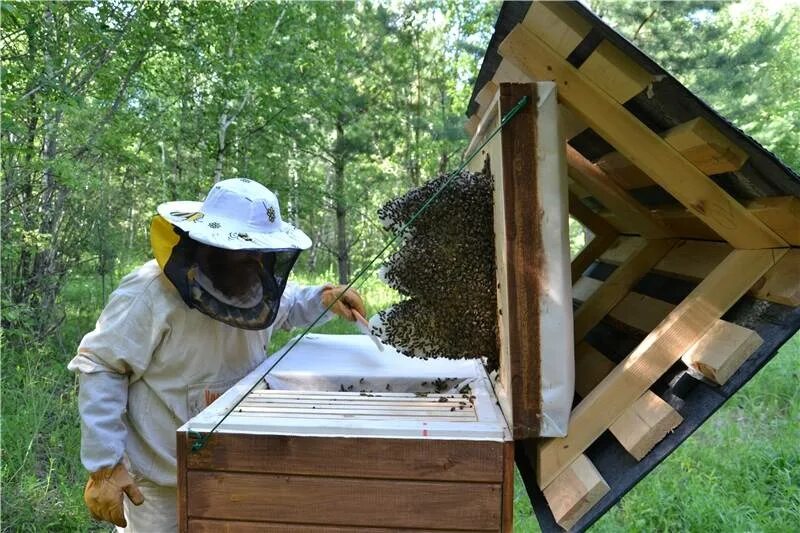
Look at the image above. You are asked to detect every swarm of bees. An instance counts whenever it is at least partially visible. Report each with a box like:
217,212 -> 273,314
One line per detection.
370,170 -> 499,370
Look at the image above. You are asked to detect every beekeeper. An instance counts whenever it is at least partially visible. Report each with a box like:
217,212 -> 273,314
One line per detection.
68,178 -> 366,531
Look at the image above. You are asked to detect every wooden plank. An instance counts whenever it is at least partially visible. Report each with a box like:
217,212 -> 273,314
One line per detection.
502,442 -> 515,532
571,231 -> 617,283
573,238 -> 677,342
610,392 -> 683,461
536,248 -> 786,487
493,58 -> 533,84
567,145 -> 673,239
579,40 -> 652,103
751,249 -> 800,306
189,520 -> 465,533
595,151 -> 656,190
574,343 -> 683,461
664,117 -> 748,175
177,431 -> 188,533
476,81 -> 499,113
499,24 -> 787,249
188,434 -> 504,482
465,114 -> 480,137
521,1 -> 591,58
541,454 -> 609,531
560,104 -> 588,140
568,192 -> 617,238
572,276 -> 603,302
603,238 -> 799,306
495,83 -> 543,438
683,320 -> 764,385
187,471 -> 502,530
608,292 -> 675,333
614,196 -> 800,246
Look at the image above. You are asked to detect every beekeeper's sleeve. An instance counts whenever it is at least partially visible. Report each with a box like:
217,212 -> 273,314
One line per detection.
275,282 -> 334,331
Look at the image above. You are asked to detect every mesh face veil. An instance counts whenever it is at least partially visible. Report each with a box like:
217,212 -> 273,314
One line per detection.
151,215 -> 301,330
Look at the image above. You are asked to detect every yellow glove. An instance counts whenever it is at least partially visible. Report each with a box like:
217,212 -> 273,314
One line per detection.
84,462 -> 144,527
321,284 -> 366,322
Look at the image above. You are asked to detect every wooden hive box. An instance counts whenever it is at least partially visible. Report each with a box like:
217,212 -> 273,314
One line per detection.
464,2 -> 800,531
177,81 -> 573,531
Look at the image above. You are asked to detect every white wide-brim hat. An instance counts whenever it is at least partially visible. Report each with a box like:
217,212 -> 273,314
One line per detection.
156,178 -> 312,251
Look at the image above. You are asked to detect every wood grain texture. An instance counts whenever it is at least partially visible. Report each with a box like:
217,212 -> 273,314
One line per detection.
542,454 -> 609,531
189,519 -> 470,532
497,83 -> 541,437
567,145 -> 672,239
502,442 -> 515,532
187,471 -> 502,530
188,433 -> 504,482
571,231 -> 617,283
574,343 -> 683,461
177,431 -> 188,533
663,117 -> 748,175
682,320 -> 764,385
579,40 -> 652,103
573,238 -> 677,342
499,24 -> 786,249
537,248 -> 786,487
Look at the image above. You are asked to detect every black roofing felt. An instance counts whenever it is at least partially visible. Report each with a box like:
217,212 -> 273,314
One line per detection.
467,2 -> 800,532
466,1 -> 800,200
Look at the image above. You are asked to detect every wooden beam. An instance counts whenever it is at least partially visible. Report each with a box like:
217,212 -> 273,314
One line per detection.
493,58 -> 533,84
502,442 -> 515,532
611,391 -> 683,461
499,24 -> 787,249
575,343 -> 683,461
603,237 -> 800,306
560,104 -> 588,140
465,114 -> 480,137
663,117 -> 749,175
537,248 -> 787,487
572,276 -> 603,302
682,320 -> 764,385
600,196 -> 800,246
595,151 -> 655,190
571,231 -> 617,283
607,292 -> 675,333
574,238 -> 677,342
568,192 -> 617,238
567,145 -> 673,239
541,454 -> 609,531
521,1 -> 591,58
579,40 -> 652,104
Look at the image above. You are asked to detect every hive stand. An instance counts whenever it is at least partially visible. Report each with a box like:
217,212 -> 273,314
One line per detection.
464,2 -> 799,531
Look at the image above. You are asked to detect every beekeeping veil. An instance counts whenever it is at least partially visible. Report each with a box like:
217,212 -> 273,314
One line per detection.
150,178 -> 312,330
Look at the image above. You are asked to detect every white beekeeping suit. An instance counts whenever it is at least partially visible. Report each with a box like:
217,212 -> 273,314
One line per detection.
68,179 -> 366,532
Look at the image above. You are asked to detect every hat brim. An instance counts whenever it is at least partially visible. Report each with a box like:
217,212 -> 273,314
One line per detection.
157,200 -> 312,251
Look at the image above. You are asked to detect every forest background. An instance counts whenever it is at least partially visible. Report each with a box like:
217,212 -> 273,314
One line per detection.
2,1 -> 798,530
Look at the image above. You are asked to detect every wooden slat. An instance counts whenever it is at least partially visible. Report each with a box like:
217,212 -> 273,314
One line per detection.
572,276 -> 603,302
573,238 -> 677,342
560,104 -> 588,140
499,24 -> 787,249
579,40 -> 652,103
568,192 -> 616,237
178,431 -> 189,533
536,248 -> 786,487
495,83 -> 542,438
595,151 -> 655,190
603,238 -> 799,306
188,434 -> 504,482
607,292 -> 675,333
683,320 -> 764,385
493,58 -> 533,84
521,1 -> 591,58
663,117 -> 748,175
574,343 -> 683,461
610,392 -> 683,461
567,145 -> 673,239
189,520 -> 466,533
541,454 -> 609,531
571,231 -> 617,283
465,114 -> 480,137
502,442 -> 514,532
187,471 -> 502,530
602,196 -> 800,246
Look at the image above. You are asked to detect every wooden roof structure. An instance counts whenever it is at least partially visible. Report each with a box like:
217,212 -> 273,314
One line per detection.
464,2 -> 800,531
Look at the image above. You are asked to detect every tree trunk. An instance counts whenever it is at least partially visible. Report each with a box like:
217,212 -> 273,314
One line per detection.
333,120 -> 349,284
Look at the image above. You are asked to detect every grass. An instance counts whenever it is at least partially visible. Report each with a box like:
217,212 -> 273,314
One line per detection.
2,262 -> 798,531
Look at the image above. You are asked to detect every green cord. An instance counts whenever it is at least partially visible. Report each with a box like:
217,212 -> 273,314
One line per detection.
187,95 -> 530,452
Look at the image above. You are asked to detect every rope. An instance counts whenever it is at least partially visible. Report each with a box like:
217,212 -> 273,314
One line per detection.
188,95 -> 529,452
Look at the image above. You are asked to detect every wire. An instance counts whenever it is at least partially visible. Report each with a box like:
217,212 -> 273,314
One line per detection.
188,94 -> 529,452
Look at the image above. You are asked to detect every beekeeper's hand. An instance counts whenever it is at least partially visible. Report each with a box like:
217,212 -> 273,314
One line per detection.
84,462 -> 144,527
321,284 -> 366,321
